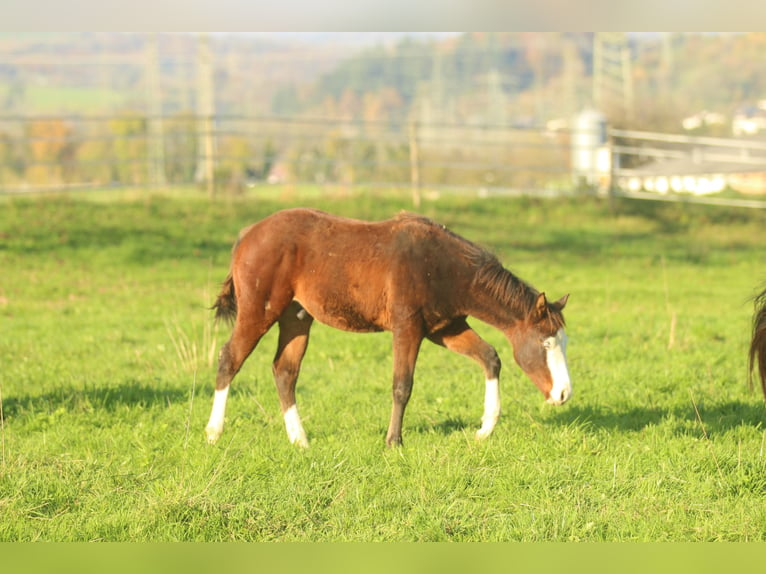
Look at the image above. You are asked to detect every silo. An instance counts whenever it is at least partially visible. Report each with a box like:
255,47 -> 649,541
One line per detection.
571,108 -> 608,188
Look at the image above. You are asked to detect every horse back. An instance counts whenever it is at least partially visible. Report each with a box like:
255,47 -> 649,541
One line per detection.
230,209 -> 474,332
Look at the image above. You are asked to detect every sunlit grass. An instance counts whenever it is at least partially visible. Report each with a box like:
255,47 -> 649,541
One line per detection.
1,189 -> 766,540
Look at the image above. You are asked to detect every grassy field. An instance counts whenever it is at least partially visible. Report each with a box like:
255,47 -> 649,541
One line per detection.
1,187 -> 766,541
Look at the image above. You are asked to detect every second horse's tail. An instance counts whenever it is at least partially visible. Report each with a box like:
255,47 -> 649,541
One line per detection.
749,287 -> 766,398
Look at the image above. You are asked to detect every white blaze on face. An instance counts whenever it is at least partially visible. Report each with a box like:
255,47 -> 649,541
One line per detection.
205,386 -> 230,444
544,328 -> 571,405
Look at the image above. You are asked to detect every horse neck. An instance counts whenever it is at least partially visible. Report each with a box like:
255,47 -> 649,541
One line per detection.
466,262 -> 538,332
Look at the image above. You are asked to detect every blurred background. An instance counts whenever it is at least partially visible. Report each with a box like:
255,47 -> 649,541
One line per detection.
1,32 -> 766,207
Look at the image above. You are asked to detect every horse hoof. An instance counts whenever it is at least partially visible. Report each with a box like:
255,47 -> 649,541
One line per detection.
293,438 -> 310,449
205,426 -> 222,444
475,428 -> 491,440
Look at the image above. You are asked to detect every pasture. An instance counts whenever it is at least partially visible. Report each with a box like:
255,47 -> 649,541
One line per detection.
1,188 -> 765,541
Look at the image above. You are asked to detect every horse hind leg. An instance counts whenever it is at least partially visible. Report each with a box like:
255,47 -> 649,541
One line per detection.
386,322 -> 425,448
273,301 -> 314,448
205,310 -> 277,444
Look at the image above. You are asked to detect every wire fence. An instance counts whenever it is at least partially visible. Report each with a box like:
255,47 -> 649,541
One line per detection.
2,112 -> 766,210
0,114 -> 575,200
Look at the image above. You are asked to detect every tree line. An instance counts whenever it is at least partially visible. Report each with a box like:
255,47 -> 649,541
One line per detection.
0,112 -> 571,193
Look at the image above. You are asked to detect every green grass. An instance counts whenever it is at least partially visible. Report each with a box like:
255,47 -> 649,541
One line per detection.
1,187 -> 766,541
0,84 -> 131,114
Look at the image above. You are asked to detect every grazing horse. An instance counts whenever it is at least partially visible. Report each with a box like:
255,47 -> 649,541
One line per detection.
205,208 -> 571,448
750,287 -> 766,398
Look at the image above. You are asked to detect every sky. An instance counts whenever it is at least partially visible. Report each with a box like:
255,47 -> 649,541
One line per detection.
1,0 -> 763,32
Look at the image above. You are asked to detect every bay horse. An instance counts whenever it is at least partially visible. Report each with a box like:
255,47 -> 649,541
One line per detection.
749,287 -> 766,398
205,208 -> 571,448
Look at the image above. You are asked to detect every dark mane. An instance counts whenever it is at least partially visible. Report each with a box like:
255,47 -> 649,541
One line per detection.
471,247 -> 565,331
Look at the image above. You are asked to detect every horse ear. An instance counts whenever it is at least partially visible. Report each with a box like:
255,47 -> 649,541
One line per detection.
552,293 -> 569,311
534,292 -> 548,317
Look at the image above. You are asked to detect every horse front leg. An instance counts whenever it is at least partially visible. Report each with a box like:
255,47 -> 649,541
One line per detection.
427,318 -> 502,440
386,323 -> 424,448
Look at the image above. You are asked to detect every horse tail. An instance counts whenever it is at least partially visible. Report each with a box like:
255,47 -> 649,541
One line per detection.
212,232 -> 247,325
212,225 -> 257,324
212,272 -> 237,324
749,287 -> 766,399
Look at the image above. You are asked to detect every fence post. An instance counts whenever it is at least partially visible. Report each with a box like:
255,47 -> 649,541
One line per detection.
196,34 -> 215,199
145,34 -> 166,189
408,121 -> 421,209
607,128 -> 616,212
204,114 -> 215,199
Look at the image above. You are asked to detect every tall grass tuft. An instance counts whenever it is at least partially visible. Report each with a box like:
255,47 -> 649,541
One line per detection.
165,289 -> 220,374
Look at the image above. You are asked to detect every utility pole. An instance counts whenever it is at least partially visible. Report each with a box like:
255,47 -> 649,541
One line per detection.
195,33 -> 215,198
430,49 -> 445,122
661,33 -> 674,80
660,32 -> 675,113
562,38 -> 580,117
592,33 -> 603,110
621,44 -> 635,123
531,35 -> 545,125
487,67 -> 507,128
145,33 -> 166,188
592,32 -> 633,122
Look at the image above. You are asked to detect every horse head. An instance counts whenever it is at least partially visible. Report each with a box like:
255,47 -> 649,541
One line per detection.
509,292 -> 571,405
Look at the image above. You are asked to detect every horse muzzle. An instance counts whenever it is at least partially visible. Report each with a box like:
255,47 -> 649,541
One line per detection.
546,386 -> 572,406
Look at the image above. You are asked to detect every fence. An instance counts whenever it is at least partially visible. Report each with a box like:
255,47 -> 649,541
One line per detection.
2,112 -> 766,209
609,127 -> 766,209
0,113 -> 576,202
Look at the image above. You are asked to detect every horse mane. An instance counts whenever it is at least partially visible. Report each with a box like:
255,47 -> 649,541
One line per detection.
749,287 -> 766,398
473,253 -> 565,330
395,212 -> 565,329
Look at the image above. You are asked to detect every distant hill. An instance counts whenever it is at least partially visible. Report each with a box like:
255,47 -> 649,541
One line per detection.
1,32 -> 765,134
